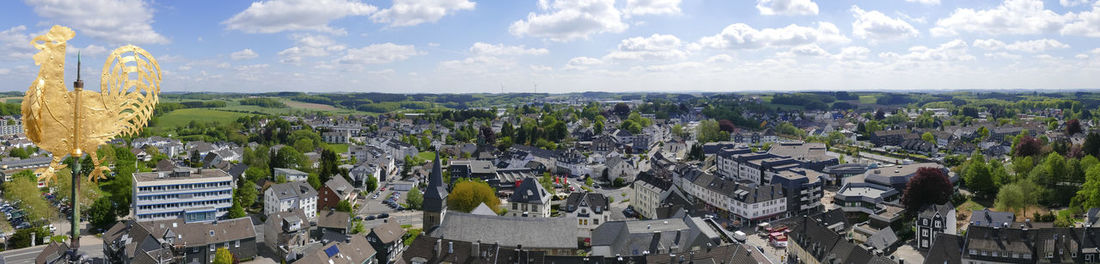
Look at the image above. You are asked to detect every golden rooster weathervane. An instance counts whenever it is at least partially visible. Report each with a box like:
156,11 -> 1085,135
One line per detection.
24,25 -> 161,185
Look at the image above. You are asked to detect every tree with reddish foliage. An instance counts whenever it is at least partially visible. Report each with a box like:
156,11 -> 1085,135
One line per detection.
1015,135 -> 1042,157
479,125 -> 496,145
1067,119 -> 1083,136
718,119 -> 736,133
902,167 -> 954,218
613,103 -> 630,117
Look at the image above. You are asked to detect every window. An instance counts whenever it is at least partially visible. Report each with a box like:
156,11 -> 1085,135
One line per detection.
210,244 -> 215,252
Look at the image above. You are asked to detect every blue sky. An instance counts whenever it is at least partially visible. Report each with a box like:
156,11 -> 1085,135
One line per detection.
1,0 -> 1099,93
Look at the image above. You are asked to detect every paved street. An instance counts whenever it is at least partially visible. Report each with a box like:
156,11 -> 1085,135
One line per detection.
0,235 -> 103,263
743,228 -> 786,263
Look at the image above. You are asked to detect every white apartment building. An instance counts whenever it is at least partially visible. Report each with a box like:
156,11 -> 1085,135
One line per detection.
683,173 -> 787,223
264,181 -> 318,220
133,168 -> 234,223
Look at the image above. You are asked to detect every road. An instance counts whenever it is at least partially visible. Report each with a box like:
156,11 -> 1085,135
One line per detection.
0,235 -> 103,263
357,179 -> 424,230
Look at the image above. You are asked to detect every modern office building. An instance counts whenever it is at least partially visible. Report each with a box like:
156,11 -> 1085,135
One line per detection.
132,167 -> 234,223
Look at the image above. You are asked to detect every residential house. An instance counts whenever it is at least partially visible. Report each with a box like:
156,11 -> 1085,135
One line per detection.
367,221 -> 407,264
275,168 -> 310,182
590,213 -> 722,257
318,176 -> 357,210
507,177 -> 551,218
101,218 -> 257,264
265,181 -> 319,220
916,202 -> 957,250
264,210 -> 313,262
562,192 -> 610,239
292,236 -> 376,264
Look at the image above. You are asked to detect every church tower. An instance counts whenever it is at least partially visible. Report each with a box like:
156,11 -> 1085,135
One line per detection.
422,151 -> 448,230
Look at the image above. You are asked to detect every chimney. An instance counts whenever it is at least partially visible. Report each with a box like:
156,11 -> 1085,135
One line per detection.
472,240 -> 480,259
435,239 -> 442,259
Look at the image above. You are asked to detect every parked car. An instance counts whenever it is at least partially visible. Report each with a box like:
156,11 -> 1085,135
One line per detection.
366,215 -> 376,221
377,213 -> 389,219
622,207 -> 636,217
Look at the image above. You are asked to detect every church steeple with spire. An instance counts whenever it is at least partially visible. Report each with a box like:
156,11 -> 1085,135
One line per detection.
422,150 -> 448,230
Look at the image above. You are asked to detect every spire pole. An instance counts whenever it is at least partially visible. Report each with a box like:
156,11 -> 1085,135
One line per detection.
70,50 -> 84,262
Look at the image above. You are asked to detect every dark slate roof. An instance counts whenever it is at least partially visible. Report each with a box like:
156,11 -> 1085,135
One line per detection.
509,177 -> 550,204
428,212 -> 576,249
923,234 -> 963,264
643,244 -> 772,264
865,226 -> 898,251
918,202 -> 955,220
782,214 -> 895,264
423,150 -> 448,213
563,192 -> 609,213
399,236 -> 548,264
369,221 -> 405,244
970,209 -> 1015,228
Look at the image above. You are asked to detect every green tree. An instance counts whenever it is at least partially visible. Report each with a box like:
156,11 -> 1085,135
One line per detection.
365,176 -> 378,193
307,173 -> 322,190
539,172 -> 557,196
963,153 -> 996,199
1012,156 -> 1034,176
228,199 -> 246,218
9,227 -> 49,248
1075,165 -> 1100,210
214,247 -> 234,264
351,220 -> 365,234
336,200 -> 352,212
88,197 -> 117,231
996,181 -> 1041,217
237,180 -> 258,208
921,132 -> 936,144
405,186 -> 423,210
696,120 -> 729,143
446,180 -> 499,213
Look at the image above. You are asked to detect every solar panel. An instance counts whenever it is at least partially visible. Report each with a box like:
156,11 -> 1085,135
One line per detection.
324,245 -> 340,258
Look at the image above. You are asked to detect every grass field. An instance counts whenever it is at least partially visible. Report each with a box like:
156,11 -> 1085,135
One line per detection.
416,151 -> 436,162
858,95 -> 877,104
285,100 -> 338,111
327,143 -> 349,154
151,108 -> 252,133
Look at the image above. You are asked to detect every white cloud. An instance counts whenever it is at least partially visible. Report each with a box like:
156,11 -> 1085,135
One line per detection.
564,56 -> 603,70
278,34 -> 347,63
24,0 -> 169,44
223,0 -> 377,34
530,65 -> 553,71
780,44 -> 830,57
756,0 -> 819,16
882,39 -> 974,61
0,68 -> 10,75
66,44 -> 108,56
971,38 -> 1069,53
697,22 -> 849,50
0,26 -> 37,61
706,54 -> 734,63
1063,2 -> 1100,37
603,33 -> 687,61
850,6 -> 918,41
1061,0 -> 1090,7
338,43 -> 420,65
624,0 -> 681,17
905,0 -> 940,5
834,46 -> 870,60
469,42 -> 548,56
642,62 -> 704,72
230,49 -> 259,60
931,0 -> 1069,36
509,0 -> 628,42
371,0 -> 476,27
